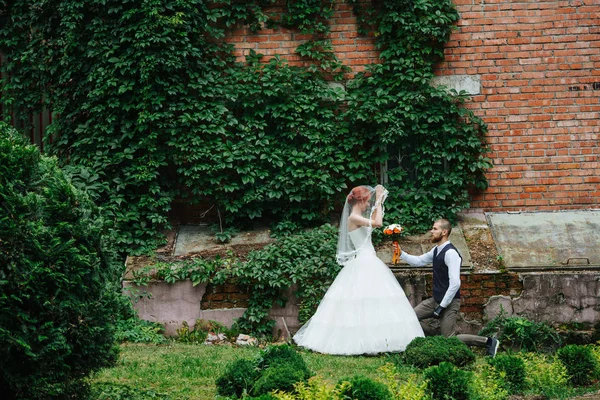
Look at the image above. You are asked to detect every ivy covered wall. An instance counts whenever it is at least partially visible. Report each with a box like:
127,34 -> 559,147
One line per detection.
0,0 -> 490,256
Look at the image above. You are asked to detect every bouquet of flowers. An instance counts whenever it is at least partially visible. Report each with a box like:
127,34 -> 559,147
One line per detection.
383,224 -> 404,264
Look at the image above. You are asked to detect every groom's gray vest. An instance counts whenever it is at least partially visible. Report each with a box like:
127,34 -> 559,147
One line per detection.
432,243 -> 462,304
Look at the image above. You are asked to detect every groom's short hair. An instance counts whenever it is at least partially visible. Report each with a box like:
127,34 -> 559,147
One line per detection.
436,218 -> 452,236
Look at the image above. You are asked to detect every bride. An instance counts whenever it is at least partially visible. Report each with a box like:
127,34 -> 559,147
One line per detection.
293,185 -> 424,355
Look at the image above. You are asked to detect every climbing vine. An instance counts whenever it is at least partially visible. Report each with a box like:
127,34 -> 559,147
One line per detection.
0,0 -> 490,256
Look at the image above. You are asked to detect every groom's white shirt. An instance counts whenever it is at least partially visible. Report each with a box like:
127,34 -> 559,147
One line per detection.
400,241 -> 461,308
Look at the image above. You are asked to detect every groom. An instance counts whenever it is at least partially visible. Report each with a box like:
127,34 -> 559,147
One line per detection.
399,218 -> 500,357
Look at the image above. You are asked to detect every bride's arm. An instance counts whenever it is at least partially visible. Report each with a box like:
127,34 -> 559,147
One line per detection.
370,185 -> 385,227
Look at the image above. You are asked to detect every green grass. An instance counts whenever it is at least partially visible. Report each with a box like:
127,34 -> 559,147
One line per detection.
90,343 -> 388,399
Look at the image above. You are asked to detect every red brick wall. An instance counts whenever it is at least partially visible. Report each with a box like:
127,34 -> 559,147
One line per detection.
224,0 -> 379,75
224,0 -> 600,211
436,0 -> 600,211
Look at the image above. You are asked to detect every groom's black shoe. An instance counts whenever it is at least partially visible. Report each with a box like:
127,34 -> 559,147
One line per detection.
486,337 -> 500,358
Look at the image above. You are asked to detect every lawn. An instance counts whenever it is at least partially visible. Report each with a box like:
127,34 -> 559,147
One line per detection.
91,343 -> 389,399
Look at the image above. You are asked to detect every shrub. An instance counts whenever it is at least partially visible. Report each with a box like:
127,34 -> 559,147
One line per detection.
257,345 -> 310,379
337,375 -> 392,400
215,358 -> 259,398
253,364 -> 308,396
401,336 -> 476,369
520,352 -> 569,399
0,123 -> 125,398
480,311 -> 561,353
469,362 -> 509,400
271,375 -> 349,400
556,344 -> 599,386
377,363 -> 427,400
216,345 -> 312,398
423,361 -> 471,400
114,314 -> 167,345
488,354 -> 527,394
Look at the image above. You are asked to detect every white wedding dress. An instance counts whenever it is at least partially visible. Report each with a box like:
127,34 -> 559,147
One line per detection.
293,226 -> 424,355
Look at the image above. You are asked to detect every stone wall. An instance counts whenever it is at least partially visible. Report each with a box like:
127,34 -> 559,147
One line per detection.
124,270 -> 599,338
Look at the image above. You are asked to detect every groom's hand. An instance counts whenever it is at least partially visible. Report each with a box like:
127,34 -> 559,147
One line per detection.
433,305 -> 444,319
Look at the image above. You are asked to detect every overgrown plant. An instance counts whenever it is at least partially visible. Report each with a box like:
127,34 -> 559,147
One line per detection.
128,224 -> 339,336
1,0 -> 491,256
480,309 -> 562,353
233,223 -> 340,335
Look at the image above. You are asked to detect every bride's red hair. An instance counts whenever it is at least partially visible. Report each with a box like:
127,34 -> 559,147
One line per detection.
347,186 -> 371,205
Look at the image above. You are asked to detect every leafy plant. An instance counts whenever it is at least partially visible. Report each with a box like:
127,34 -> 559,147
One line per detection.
337,375 -> 392,400
215,358 -> 259,398
215,345 -> 312,398
423,361 -> 471,400
377,363 -> 426,400
520,352 -> 570,399
175,321 -> 209,344
233,224 -> 340,335
272,375 -> 351,400
253,363 -> 309,396
400,336 -> 476,369
556,344 -> 599,386
488,354 -> 527,394
480,309 -> 562,353
115,316 -> 167,345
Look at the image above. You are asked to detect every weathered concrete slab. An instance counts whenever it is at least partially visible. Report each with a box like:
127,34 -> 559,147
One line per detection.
487,211 -> 600,269
174,224 -> 275,256
485,272 -> 600,325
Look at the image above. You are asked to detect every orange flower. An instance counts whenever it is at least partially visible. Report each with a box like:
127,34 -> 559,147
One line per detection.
383,224 -> 403,235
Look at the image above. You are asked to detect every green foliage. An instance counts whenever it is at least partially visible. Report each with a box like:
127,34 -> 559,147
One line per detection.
131,255 -> 235,287
115,315 -> 167,345
253,363 -> 309,396
90,382 -> 171,400
377,363 -> 427,400
271,375 -> 351,400
520,352 -> 570,399
401,336 -> 476,369
0,122 -> 125,398
488,354 -> 527,394
175,320 -> 209,344
234,224 -> 340,335
215,358 -> 260,398
556,344 -> 599,386
469,361 -> 509,400
337,375 -> 392,400
0,0 -> 490,255
215,345 -> 312,398
423,361 -> 471,400
480,310 -> 562,353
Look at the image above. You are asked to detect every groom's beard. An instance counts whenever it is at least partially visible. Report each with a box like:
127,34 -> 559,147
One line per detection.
431,234 -> 442,244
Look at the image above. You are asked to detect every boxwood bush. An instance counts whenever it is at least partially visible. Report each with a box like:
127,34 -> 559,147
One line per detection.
556,344 -> 599,386
423,361 -> 471,400
215,344 -> 311,398
488,354 -> 527,394
401,336 -> 476,369
336,375 -> 392,400
0,123 -> 125,398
